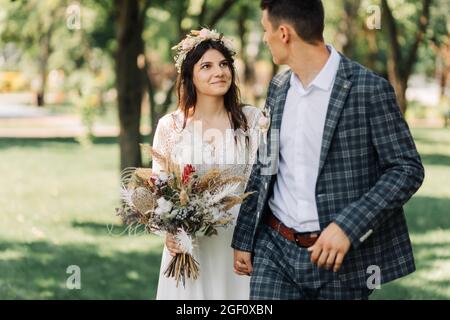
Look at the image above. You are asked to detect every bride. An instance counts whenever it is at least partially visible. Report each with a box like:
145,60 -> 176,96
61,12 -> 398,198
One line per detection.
152,28 -> 262,300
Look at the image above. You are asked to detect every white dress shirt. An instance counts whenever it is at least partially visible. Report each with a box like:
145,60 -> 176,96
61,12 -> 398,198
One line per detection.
268,45 -> 341,233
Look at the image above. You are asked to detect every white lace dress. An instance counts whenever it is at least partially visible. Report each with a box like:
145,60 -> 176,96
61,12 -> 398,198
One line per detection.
152,106 -> 262,300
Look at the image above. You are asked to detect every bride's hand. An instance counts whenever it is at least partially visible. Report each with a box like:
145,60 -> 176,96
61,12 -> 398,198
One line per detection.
165,233 -> 183,257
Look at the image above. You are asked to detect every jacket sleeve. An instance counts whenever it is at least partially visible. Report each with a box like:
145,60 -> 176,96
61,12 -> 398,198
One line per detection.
231,160 -> 262,252
334,79 -> 424,249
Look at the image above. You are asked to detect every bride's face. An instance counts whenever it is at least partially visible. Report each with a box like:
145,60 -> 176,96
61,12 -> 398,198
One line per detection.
192,49 -> 232,98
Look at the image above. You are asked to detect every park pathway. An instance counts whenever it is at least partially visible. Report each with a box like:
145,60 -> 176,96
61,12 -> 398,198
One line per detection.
0,93 -> 119,137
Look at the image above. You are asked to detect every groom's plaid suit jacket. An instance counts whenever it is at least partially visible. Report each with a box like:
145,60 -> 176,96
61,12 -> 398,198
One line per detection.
232,54 -> 424,288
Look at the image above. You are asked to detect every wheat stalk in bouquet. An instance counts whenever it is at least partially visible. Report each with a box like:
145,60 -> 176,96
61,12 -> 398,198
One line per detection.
116,144 -> 255,288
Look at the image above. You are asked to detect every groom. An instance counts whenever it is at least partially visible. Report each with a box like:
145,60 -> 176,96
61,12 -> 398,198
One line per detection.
232,0 -> 424,300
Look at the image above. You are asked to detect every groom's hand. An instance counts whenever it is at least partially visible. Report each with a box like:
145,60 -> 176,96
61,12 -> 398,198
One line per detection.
307,222 -> 351,273
233,249 -> 253,276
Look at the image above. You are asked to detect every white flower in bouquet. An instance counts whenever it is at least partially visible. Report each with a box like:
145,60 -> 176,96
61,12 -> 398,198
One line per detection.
158,172 -> 169,182
159,208 -> 181,223
155,197 -> 173,216
202,190 -> 214,206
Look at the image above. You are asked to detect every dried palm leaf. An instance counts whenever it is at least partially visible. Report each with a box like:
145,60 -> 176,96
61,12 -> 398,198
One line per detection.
135,168 -> 154,182
194,168 -> 222,192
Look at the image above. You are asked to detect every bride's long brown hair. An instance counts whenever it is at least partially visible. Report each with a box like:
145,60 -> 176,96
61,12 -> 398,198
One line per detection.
175,39 -> 249,137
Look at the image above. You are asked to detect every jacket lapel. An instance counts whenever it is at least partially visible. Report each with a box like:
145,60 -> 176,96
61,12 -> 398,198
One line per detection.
270,70 -> 291,132
264,71 -> 291,178
318,55 -> 353,176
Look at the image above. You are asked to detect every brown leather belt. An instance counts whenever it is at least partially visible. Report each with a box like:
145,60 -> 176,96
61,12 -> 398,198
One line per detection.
264,209 -> 321,248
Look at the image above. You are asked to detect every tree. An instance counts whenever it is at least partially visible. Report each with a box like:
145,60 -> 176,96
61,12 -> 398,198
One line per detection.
115,0 -> 147,169
381,0 -> 433,114
0,0 -> 67,106
428,1 -> 450,126
340,0 -> 362,58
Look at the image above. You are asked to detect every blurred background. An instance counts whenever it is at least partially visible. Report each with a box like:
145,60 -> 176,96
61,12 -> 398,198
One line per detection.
0,0 -> 449,299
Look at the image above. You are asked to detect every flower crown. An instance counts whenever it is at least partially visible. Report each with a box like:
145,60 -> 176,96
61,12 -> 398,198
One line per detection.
172,28 -> 236,73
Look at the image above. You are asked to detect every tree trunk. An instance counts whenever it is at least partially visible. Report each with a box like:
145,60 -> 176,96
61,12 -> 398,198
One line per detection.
387,57 -> 408,114
36,31 -> 51,107
238,4 -> 256,104
150,80 -> 176,146
147,1 -> 187,146
439,63 -> 449,100
435,39 -> 450,100
430,33 -> 450,127
115,0 -> 144,170
363,26 -> 378,71
144,47 -> 174,145
341,0 -> 362,58
207,0 -> 236,27
381,0 -> 432,114
198,0 -> 208,27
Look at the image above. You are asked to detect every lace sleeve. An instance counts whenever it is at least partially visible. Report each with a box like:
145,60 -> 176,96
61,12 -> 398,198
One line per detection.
151,115 -> 174,174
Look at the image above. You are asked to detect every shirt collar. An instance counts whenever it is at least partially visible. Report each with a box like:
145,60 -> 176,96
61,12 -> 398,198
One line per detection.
290,45 -> 341,92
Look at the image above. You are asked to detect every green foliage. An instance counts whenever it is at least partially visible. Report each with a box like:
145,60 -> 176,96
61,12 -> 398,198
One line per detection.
1,0 -> 447,100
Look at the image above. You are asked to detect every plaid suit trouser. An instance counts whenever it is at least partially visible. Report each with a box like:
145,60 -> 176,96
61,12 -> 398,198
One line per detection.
250,224 -> 374,300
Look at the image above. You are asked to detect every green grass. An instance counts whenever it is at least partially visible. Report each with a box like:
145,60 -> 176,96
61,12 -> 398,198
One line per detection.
0,128 -> 449,299
370,128 -> 450,299
0,137 -> 162,299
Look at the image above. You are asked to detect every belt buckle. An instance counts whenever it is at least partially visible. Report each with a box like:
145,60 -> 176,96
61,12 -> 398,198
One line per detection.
294,233 -> 304,247
309,232 -> 320,239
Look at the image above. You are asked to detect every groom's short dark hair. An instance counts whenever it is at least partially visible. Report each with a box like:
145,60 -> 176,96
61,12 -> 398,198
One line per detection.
261,0 -> 324,44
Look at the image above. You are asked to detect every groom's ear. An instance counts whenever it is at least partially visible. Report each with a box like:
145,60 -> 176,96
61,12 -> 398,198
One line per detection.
279,25 -> 292,44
